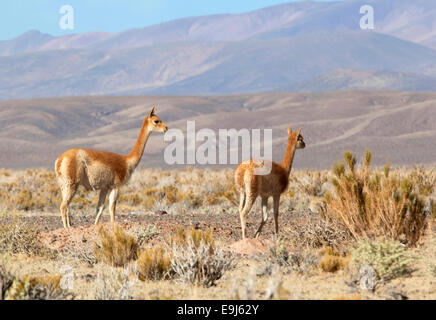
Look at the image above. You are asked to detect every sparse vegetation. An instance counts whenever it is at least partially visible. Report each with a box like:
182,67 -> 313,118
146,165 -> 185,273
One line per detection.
322,150 -> 435,246
0,219 -> 55,257
5,274 -> 74,300
0,166 -> 435,299
0,264 -> 74,300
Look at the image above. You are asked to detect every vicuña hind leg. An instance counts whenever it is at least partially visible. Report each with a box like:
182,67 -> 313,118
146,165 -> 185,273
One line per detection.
108,188 -> 119,223
94,189 -> 108,225
240,192 -> 256,239
273,195 -> 280,235
60,183 -> 77,228
238,192 -> 246,213
255,196 -> 269,238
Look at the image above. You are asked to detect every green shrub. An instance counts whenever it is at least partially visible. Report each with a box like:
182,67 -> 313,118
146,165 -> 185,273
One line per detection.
351,240 -> 413,281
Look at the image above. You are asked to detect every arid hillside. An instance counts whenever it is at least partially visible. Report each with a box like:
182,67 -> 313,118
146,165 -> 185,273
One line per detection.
0,90 -> 435,170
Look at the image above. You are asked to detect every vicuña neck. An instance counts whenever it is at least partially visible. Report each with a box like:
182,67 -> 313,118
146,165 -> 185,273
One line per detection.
281,138 -> 297,175
127,117 -> 151,168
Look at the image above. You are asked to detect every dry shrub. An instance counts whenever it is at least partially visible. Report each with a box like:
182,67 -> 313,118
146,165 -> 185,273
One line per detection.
136,245 -> 172,281
5,274 -> 74,300
0,169 -> 11,177
14,189 -> 35,211
0,169 -> 60,212
322,150 -> 434,246
333,294 -> 361,300
171,227 -> 214,250
129,225 -> 159,247
267,237 -> 292,267
290,171 -> 329,197
264,267 -> 289,300
0,264 -> 14,300
170,238 -> 234,287
0,220 -> 55,257
94,225 -> 138,267
286,215 -> 351,250
317,247 -> 350,273
60,240 -> 98,267
94,267 -> 136,300
288,250 -> 320,274
169,228 -> 234,287
263,241 -> 319,275
351,240 -> 413,281
408,165 -> 436,196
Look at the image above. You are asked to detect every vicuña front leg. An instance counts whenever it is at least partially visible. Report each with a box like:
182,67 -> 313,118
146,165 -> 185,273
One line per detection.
94,189 -> 108,225
255,196 -> 269,238
108,188 -> 119,223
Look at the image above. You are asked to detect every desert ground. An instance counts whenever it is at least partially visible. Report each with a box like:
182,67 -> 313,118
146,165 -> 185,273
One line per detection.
0,162 -> 435,300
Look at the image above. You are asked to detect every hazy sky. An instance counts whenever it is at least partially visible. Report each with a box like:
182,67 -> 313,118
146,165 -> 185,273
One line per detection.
0,0 -> 336,41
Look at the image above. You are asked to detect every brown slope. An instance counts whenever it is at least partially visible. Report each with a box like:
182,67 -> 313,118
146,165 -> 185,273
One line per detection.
0,91 -> 435,170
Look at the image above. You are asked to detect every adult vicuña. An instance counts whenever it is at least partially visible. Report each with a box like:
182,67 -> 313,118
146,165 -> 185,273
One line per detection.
234,126 -> 305,239
55,106 -> 168,228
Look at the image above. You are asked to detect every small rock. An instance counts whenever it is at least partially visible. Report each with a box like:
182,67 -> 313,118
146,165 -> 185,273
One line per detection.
85,274 -> 96,282
154,210 -> 168,215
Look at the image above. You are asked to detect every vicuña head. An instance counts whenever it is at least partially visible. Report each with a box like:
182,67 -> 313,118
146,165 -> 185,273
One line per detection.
55,106 -> 167,228
291,126 -> 306,150
234,125 -> 305,239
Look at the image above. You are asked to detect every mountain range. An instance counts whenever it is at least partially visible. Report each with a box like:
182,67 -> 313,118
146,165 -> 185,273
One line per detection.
0,0 -> 435,98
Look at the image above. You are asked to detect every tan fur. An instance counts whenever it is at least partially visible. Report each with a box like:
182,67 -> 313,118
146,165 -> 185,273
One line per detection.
234,126 -> 306,239
54,106 -> 168,228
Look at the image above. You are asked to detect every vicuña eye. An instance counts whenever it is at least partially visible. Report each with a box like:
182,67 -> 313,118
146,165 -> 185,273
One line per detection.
154,120 -> 160,124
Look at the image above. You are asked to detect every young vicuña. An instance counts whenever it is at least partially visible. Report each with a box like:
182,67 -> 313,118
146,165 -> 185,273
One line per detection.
234,126 -> 305,239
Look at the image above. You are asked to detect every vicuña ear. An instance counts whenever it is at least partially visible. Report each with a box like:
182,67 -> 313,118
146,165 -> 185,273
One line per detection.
296,126 -> 302,135
147,106 -> 156,118
288,126 -> 292,135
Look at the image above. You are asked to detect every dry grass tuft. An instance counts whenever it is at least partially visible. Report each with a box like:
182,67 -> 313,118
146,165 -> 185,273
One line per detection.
317,247 -> 350,273
171,227 -> 215,250
94,225 -> 138,267
136,245 -> 172,281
